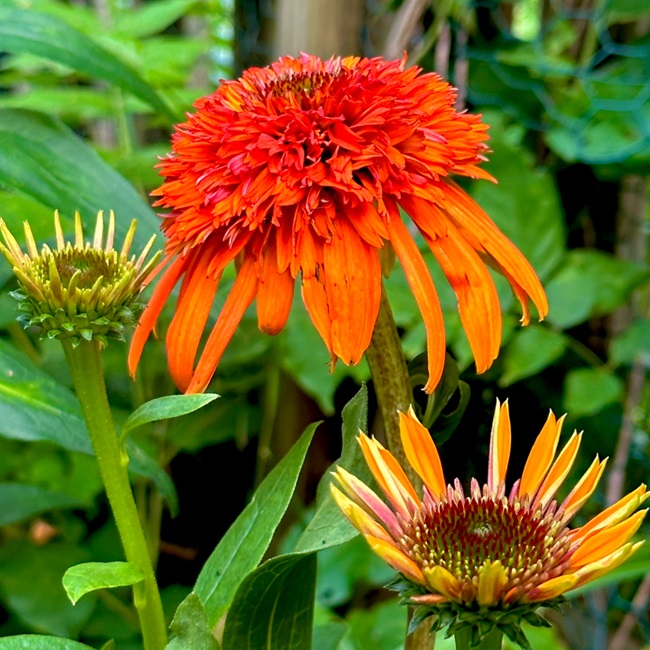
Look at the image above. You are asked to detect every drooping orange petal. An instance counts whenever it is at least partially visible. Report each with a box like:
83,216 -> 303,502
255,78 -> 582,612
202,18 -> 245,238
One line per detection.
301,272 -> 335,364
186,257 -> 259,393
519,411 -> 564,499
559,456 -> 608,525
385,199 -> 445,392
569,509 -> 647,568
533,431 -> 582,509
399,407 -> 446,497
402,195 -> 501,373
128,254 -> 187,378
322,217 -> 382,365
487,400 -> 511,492
257,237 -> 295,335
166,252 -> 220,391
440,180 -> 548,322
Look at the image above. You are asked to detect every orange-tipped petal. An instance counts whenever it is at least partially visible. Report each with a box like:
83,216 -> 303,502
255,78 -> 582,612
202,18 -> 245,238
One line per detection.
534,431 -> 582,509
366,535 -> 425,585
358,434 -> 419,519
385,199 -> 445,392
573,541 -> 641,589
330,485 -> 394,544
519,411 -> 564,499
323,217 -> 381,365
526,574 -> 579,602
559,456 -> 608,525
166,252 -> 220,391
570,485 -> 649,542
128,254 -> 186,377
399,407 -> 446,496
487,400 -> 511,492
186,257 -> 259,393
569,509 -> 647,568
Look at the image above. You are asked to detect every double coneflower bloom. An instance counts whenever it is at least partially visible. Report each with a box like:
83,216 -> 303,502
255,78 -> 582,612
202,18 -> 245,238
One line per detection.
332,401 -> 647,644
129,54 -> 547,394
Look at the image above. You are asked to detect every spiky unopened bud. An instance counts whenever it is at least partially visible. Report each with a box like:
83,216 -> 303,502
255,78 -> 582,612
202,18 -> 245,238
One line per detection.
0,211 -> 160,347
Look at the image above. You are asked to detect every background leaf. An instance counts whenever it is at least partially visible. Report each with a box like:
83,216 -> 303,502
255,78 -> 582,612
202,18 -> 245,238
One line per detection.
0,637 -> 96,650
167,593 -> 218,650
0,483 -> 84,525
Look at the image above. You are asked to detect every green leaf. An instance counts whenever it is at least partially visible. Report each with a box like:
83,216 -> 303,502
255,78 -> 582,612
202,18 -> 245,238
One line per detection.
194,422 -> 317,625
0,109 -> 159,249
610,319 -> 650,366
0,637 -> 96,650
62,561 -> 145,605
0,339 -> 178,514
545,250 -> 649,329
294,386 -> 369,553
167,593 -> 218,650
121,394 -> 220,439
0,9 -> 174,119
563,367 -> 624,417
221,553 -> 316,650
0,483 -> 84,525
499,326 -> 567,386
114,0 -> 200,38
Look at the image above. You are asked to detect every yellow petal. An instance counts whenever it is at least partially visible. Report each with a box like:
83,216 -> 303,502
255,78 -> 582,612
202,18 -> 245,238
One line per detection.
519,411 -> 564,498
330,485 -> 393,543
487,400 -> 511,492
399,406 -> 446,497
423,565 -> 462,601
477,560 -> 508,606
573,541 -> 641,589
559,456 -> 607,525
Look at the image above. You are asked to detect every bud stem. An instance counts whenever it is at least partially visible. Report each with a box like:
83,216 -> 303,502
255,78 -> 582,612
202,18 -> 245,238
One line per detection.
62,339 -> 167,650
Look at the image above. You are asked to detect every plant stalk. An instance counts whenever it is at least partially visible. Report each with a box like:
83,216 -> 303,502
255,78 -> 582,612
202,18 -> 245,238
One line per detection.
454,627 -> 503,650
365,285 -> 432,650
63,339 -> 167,650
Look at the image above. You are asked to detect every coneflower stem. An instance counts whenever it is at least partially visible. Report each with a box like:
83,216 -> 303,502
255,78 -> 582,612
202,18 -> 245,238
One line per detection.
366,286 -> 432,650
454,627 -> 503,650
62,339 -> 167,650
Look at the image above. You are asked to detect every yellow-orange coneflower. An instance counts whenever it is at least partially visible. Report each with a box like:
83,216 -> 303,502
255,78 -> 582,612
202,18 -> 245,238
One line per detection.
129,54 -> 548,394
331,401 -> 647,645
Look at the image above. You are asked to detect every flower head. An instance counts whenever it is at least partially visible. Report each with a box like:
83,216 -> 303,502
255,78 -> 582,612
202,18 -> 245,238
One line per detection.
332,402 -> 648,647
129,54 -> 547,394
0,211 -> 159,347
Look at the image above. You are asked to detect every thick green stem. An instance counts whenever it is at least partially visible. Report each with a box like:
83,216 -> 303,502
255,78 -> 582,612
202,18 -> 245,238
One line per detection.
454,627 -> 503,650
63,339 -> 167,650
365,286 -> 432,650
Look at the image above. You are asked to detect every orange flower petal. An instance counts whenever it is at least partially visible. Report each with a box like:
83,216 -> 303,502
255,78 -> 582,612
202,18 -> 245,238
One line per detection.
526,574 -> 579,602
573,541 -> 641,589
366,535 -> 425,585
519,411 -> 564,499
257,238 -> 294,335
166,252 -> 220,392
301,273 -> 335,364
385,199 -> 445,392
186,257 -> 259,393
323,218 -> 382,365
534,431 -> 582,509
329,485 -> 394,544
128,254 -> 186,378
559,456 -> 608,525
399,406 -> 446,497
487,399 -> 511,492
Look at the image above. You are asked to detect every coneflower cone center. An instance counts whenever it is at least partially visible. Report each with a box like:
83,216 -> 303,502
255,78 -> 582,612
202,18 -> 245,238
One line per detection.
37,248 -> 127,289
267,70 -> 337,98
404,495 -> 572,599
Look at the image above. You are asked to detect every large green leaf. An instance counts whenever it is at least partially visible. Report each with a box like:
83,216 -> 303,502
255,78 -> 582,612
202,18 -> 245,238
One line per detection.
0,637 -> 96,650
62,561 -> 144,605
0,339 -> 178,513
114,0 -> 200,39
0,109 -> 160,248
194,422 -> 317,625
0,483 -> 85,526
295,386 -> 369,553
221,553 -> 316,650
0,8 -> 174,119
